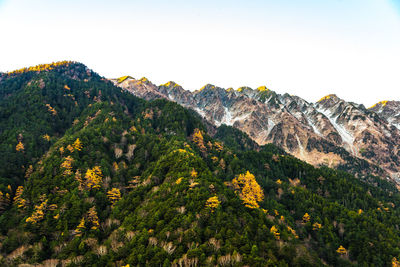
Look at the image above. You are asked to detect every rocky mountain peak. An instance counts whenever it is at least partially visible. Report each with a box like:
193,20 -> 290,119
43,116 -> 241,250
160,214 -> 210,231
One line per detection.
112,75 -> 400,181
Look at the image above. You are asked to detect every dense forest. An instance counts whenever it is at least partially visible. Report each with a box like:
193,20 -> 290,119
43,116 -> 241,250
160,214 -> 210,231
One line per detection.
1,62 -> 400,266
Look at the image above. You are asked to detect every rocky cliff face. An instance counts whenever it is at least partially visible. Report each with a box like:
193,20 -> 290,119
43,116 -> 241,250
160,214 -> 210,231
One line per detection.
111,76 -> 400,181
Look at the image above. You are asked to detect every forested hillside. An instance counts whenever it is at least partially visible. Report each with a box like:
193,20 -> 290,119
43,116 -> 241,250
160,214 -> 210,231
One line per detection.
1,62 -> 400,266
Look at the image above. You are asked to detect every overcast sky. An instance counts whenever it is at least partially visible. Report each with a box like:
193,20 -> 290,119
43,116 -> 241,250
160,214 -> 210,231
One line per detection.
0,0 -> 399,107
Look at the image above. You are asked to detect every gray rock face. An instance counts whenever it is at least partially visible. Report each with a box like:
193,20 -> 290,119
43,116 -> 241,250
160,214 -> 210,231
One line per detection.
111,77 -> 400,181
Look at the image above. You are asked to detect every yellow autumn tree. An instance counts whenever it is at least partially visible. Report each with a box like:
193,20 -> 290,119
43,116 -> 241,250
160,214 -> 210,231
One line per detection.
75,170 -> 84,191
392,257 -> 400,267
303,213 -> 311,223
313,222 -> 322,230
232,171 -> 264,209
270,225 -> 280,240
205,196 -> 220,212
75,217 -> 86,236
336,245 -> 347,254
61,156 -> 74,176
16,141 -> 24,152
13,186 -> 26,209
87,206 -> 100,230
213,142 -> 223,152
191,169 -> 198,178
192,128 -> 206,153
85,166 -> 103,190
66,144 -> 74,153
43,134 -> 50,141
73,138 -> 83,151
107,188 -> 121,206
26,199 -> 48,224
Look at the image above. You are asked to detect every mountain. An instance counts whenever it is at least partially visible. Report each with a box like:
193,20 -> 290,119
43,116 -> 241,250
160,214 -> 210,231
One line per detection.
112,77 -> 400,182
1,62 -> 400,266
369,100 -> 400,130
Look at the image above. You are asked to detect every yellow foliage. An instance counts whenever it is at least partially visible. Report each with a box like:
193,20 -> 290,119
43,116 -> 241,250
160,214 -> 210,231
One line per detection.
302,213 -> 311,223
191,169 -> 198,178
85,166 -> 103,190
276,179 -> 282,185
43,134 -> 50,141
60,156 -> 74,176
176,177 -> 183,185
26,199 -> 48,224
270,225 -> 280,240
88,206 -> 100,230
358,209 -> 363,214
73,138 -> 83,151
130,125 -> 137,132
232,171 -> 264,209
192,128 -> 206,153
257,86 -> 269,92
369,100 -> 389,109
213,142 -> 223,152
318,94 -> 336,102
287,226 -> 298,238
7,61 -> 73,75
75,217 -> 86,236
67,144 -> 74,153
211,156 -> 219,163
54,213 -> 60,220
274,209 -> 279,216
336,245 -> 347,254
313,222 -> 322,230
13,186 -> 26,209
64,84 -> 70,90
59,146 -> 64,154
45,104 -> 57,116
16,141 -> 24,152
392,257 -> 400,267
107,188 -> 122,206
113,162 -> 119,171
117,75 -> 133,83
205,196 -> 220,212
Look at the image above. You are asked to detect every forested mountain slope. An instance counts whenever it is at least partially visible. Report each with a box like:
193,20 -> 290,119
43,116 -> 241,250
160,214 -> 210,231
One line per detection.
1,63 -> 400,266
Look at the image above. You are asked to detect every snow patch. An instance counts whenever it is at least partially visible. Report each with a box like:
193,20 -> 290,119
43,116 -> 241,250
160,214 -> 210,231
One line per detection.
306,116 -> 322,136
317,107 -> 356,154
266,119 -> 275,136
194,107 -> 206,119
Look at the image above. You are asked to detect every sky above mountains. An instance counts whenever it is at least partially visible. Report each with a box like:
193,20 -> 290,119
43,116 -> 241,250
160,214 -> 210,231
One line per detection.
0,0 -> 399,107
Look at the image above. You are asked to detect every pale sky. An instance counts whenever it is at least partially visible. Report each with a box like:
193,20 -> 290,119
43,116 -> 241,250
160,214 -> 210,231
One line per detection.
0,0 -> 399,107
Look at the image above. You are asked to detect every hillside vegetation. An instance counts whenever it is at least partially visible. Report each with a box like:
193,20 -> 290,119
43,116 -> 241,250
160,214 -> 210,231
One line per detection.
1,62 -> 400,266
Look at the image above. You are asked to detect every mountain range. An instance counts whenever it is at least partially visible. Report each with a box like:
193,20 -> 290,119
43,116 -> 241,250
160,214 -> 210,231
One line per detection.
112,77 -> 400,183
1,62 -> 400,266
